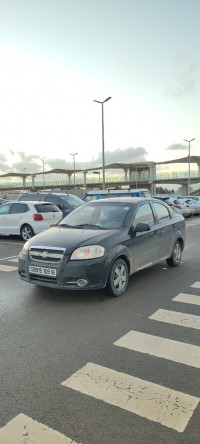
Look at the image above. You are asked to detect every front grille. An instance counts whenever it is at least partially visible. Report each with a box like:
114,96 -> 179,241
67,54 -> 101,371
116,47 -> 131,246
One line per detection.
29,246 -> 65,264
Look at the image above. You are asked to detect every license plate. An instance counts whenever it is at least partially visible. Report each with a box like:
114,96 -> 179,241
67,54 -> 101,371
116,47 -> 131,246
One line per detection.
29,266 -> 56,277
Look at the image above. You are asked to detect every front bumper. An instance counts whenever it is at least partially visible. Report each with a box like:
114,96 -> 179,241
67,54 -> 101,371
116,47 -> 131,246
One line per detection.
18,251 -> 110,290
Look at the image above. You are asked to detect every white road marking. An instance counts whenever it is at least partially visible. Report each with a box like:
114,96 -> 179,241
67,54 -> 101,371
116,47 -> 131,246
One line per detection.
173,293 -> 200,306
7,257 -> 18,263
149,309 -> 200,330
61,362 -> 199,433
191,281 -> 200,288
0,413 -> 78,444
114,330 -> 200,368
0,264 -> 17,272
0,255 -> 18,261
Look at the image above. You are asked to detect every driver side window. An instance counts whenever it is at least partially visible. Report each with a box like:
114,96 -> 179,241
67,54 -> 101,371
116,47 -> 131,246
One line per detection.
133,203 -> 155,227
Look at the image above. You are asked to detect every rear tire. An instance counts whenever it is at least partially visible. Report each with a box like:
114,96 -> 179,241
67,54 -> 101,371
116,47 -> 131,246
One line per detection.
21,224 -> 34,241
166,240 -> 182,267
106,258 -> 129,297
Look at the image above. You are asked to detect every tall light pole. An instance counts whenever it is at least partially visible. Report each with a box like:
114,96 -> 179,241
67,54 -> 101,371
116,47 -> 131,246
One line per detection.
41,158 -> 45,190
22,168 -> 26,193
70,153 -> 78,191
93,96 -> 112,189
184,138 -> 195,194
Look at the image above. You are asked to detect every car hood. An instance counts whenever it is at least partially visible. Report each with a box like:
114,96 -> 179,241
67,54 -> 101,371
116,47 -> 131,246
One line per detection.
28,226 -> 119,253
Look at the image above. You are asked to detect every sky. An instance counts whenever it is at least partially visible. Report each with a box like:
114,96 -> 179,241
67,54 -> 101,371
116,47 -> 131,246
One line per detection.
0,0 -> 200,177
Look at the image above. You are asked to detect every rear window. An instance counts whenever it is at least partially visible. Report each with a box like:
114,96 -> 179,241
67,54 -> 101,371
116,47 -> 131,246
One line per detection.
34,204 -> 60,213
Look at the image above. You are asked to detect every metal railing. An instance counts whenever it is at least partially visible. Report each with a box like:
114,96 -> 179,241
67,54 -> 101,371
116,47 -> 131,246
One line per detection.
1,170 -> 200,190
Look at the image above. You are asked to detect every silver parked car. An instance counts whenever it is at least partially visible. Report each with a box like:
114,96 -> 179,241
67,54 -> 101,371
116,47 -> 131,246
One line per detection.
18,198 -> 186,297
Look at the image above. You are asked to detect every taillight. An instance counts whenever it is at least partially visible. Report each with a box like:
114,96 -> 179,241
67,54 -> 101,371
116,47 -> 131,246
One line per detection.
33,213 -> 43,221
174,205 -> 182,209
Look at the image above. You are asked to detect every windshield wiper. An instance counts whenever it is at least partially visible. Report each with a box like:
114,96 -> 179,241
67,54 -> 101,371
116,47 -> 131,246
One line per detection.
58,224 -> 74,228
73,224 -> 105,230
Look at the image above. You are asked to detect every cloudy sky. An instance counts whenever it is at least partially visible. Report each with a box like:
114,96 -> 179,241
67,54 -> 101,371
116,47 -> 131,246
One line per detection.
0,0 -> 199,176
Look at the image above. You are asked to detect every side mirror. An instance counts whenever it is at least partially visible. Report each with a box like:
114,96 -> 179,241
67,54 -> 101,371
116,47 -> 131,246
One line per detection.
134,222 -> 151,233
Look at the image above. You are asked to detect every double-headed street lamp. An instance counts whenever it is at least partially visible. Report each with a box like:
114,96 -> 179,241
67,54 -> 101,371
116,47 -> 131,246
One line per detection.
70,152 -> 78,191
184,138 -> 195,194
93,96 -> 112,190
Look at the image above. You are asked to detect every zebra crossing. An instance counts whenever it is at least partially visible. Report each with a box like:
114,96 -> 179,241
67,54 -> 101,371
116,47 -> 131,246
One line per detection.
0,255 -> 200,440
0,413 -> 79,443
61,283 -> 200,435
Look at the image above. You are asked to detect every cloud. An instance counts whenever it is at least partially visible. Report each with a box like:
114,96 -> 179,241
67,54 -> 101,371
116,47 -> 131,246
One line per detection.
166,143 -> 188,151
0,146 -> 148,175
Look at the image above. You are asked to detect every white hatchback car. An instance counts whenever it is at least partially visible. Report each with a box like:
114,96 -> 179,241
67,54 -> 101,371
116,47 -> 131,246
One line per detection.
0,201 -> 62,241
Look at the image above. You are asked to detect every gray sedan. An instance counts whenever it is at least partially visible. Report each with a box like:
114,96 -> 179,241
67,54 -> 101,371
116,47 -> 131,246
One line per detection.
18,197 -> 186,297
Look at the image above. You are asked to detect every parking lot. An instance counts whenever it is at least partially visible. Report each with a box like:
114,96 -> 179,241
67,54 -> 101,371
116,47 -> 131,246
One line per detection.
0,217 -> 200,443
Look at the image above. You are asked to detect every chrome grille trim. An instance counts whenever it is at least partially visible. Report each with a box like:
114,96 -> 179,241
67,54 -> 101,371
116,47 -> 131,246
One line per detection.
29,246 -> 66,264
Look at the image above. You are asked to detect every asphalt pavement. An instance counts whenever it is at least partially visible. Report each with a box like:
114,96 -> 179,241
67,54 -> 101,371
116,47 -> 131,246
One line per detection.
0,217 -> 200,443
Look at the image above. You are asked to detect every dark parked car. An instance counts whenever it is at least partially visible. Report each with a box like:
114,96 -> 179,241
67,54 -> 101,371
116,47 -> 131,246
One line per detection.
18,197 -> 186,297
17,192 -> 83,216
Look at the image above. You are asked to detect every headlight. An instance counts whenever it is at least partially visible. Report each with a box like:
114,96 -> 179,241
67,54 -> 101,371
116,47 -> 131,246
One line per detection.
21,240 -> 30,255
70,245 -> 105,260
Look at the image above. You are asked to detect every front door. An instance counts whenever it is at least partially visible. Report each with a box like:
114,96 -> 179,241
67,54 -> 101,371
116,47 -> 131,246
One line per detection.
0,203 -> 11,234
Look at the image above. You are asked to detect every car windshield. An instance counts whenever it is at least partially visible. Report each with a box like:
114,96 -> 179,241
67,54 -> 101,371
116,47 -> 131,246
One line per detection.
58,202 -> 131,229
59,194 -> 83,208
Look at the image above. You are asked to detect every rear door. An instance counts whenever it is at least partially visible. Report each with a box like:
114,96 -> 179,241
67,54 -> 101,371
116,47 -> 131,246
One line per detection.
152,201 -> 174,258
7,203 -> 28,235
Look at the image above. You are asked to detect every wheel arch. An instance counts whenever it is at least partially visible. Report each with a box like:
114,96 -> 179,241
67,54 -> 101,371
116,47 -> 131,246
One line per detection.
107,253 -> 131,279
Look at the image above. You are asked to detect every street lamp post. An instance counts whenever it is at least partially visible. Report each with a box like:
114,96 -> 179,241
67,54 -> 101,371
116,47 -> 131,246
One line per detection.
22,168 -> 26,193
41,158 -> 45,190
184,138 -> 195,194
93,96 -> 112,190
70,153 -> 78,191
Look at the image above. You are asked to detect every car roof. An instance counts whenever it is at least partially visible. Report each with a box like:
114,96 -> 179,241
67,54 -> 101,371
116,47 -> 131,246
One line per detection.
19,192 -> 71,196
85,197 -> 163,205
4,200 -> 57,205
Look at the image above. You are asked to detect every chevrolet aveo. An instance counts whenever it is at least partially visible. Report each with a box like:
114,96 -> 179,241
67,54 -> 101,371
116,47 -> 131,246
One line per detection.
18,198 -> 186,297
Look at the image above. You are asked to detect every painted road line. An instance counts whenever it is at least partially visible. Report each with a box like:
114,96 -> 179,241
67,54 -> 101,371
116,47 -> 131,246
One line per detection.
191,281 -> 200,288
0,413 -> 78,444
173,293 -> 200,306
0,264 -> 17,272
149,309 -> 200,330
0,255 -> 18,261
7,257 -> 18,263
61,362 -> 199,433
114,330 -> 200,368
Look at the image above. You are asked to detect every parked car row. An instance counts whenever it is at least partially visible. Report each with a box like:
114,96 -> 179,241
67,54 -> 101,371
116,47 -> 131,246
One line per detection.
0,192 -> 199,242
153,195 -> 200,217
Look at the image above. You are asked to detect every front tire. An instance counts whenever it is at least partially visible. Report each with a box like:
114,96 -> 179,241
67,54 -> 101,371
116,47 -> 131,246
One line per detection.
166,240 -> 182,267
21,224 -> 34,241
106,258 -> 129,297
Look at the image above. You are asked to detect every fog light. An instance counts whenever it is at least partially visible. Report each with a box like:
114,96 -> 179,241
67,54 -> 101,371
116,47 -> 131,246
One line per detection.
77,279 -> 88,287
